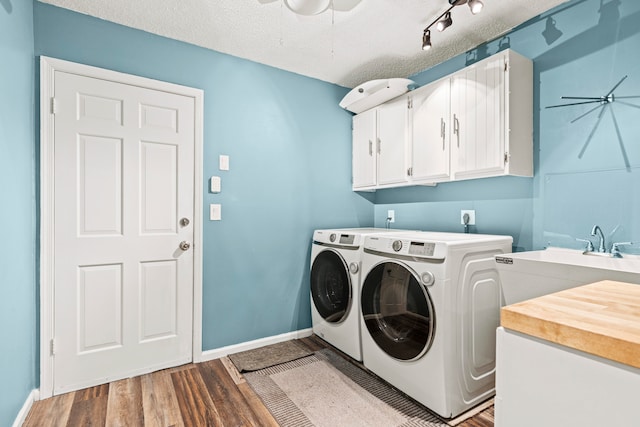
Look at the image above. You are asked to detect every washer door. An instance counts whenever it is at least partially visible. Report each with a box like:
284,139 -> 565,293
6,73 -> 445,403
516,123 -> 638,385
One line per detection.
310,249 -> 352,324
361,261 -> 435,361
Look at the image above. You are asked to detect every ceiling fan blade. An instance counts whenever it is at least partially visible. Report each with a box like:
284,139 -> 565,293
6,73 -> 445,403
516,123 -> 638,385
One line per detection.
609,107 -> 631,170
578,105 -> 607,159
617,100 -> 640,109
545,100 -> 604,109
332,0 -> 363,12
561,96 -> 603,100
605,75 -> 628,97
570,104 -> 604,123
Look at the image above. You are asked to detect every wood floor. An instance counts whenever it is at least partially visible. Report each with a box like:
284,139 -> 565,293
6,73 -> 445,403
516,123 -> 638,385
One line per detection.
25,336 -> 494,427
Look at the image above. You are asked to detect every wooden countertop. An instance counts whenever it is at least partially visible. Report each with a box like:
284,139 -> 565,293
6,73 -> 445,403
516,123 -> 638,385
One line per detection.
501,280 -> 640,368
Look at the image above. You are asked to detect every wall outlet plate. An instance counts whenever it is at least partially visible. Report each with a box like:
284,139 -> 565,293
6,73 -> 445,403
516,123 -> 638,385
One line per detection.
387,210 -> 395,223
461,209 -> 476,225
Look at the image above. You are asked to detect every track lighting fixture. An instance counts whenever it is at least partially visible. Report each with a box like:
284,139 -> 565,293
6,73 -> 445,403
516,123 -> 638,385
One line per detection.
421,0 -> 484,51
436,12 -> 452,32
422,30 -> 432,51
468,0 -> 483,14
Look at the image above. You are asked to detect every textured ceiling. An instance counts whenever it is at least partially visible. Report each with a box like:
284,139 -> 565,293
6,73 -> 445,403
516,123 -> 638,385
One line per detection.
39,0 -> 568,88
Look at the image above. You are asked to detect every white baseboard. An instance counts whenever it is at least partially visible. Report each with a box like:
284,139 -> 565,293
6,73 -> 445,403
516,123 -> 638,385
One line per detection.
200,328 -> 313,362
13,389 -> 39,427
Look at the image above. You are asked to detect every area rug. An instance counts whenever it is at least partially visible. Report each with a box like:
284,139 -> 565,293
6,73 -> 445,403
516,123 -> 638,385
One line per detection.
244,348 -> 453,427
228,340 -> 313,372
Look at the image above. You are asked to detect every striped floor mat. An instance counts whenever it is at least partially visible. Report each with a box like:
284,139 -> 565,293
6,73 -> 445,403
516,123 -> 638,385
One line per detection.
244,348 -> 457,427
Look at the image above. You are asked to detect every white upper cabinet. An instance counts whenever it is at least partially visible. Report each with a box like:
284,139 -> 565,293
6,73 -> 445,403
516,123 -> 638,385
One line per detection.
351,96 -> 409,190
377,98 -> 409,186
352,108 -> 377,189
351,49 -> 533,191
409,77 -> 451,183
451,49 -> 533,181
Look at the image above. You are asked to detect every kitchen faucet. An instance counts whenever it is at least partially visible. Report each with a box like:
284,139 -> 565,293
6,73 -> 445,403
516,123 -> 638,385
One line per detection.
591,225 -> 606,253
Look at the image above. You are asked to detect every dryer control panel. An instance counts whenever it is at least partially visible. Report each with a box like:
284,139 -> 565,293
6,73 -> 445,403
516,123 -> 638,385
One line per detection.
408,241 -> 436,256
365,235 -> 447,260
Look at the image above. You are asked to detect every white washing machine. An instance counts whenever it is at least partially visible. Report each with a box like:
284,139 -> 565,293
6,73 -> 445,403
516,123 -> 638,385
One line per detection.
359,231 -> 513,418
310,228 -> 408,361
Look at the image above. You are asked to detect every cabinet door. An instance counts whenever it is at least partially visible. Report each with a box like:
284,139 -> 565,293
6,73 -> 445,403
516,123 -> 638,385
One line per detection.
352,108 -> 377,189
451,55 -> 505,180
410,79 -> 451,182
377,98 -> 409,186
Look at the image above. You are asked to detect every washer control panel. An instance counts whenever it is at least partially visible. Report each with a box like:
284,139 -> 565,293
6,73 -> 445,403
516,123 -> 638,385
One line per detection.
313,229 -> 360,248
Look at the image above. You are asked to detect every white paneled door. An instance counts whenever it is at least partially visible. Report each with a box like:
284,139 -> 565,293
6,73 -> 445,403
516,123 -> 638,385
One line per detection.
52,70 -> 195,394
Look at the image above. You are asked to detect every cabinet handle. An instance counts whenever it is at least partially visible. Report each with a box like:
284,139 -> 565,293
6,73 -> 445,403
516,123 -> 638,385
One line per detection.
377,138 -> 381,154
453,114 -> 460,147
368,140 -> 373,156
440,118 -> 446,150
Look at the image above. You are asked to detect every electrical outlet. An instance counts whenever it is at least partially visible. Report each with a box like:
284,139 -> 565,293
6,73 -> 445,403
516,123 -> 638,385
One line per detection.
461,209 -> 476,225
387,210 -> 395,223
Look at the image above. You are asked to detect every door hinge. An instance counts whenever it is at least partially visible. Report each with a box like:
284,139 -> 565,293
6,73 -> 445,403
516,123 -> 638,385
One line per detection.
407,167 -> 413,177
407,98 -> 413,109
50,338 -> 56,356
504,152 -> 509,164
50,97 -> 58,115
504,61 -> 508,72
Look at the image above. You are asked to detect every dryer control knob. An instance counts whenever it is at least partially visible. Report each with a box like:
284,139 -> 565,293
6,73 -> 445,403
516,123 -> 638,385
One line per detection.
330,233 -> 337,242
349,262 -> 359,274
421,271 -> 435,287
392,240 -> 403,252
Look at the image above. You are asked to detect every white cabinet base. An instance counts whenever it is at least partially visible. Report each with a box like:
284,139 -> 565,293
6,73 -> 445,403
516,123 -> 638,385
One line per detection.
496,327 -> 640,427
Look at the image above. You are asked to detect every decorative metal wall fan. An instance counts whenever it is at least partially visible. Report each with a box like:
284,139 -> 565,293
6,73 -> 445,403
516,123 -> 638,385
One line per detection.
545,75 -> 640,169
257,0 -> 362,15
546,75 -> 640,122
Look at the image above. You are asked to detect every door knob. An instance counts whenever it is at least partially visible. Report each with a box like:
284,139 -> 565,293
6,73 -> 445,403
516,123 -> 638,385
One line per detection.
180,218 -> 190,227
179,241 -> 191,251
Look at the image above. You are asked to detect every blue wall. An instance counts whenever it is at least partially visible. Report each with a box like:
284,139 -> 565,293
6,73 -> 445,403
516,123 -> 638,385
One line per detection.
0,0 -> 37,424
4,0 -> 639,423
33,2 -> 374,351
374,0 -> 640,253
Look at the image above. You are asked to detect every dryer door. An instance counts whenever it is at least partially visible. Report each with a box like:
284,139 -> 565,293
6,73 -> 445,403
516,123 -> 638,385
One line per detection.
361,261 -> 435,361
310,249 -> 352,324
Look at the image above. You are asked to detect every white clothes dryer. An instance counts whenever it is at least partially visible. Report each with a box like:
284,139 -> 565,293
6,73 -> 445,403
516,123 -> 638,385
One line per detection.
359,231 -> 512,418
310,228 -> 408,361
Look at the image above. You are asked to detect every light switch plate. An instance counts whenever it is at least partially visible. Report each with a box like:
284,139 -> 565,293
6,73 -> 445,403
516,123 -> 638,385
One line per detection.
210,204 -> 222,221
219,155 -> 229,171
210,176 -> 221,193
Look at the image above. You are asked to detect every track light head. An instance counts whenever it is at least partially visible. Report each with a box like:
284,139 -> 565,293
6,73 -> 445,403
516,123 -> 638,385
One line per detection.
436,12 -> 452,32
422,30 -> 432,51
467,0 -> 484,14
421,0 -> 483,52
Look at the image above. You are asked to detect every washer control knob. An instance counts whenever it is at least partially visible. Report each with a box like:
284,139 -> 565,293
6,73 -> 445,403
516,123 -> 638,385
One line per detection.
392,240 -> 403,252
349,262 -> 359,274
330,233 -> 337,242
421,271 -> 435,287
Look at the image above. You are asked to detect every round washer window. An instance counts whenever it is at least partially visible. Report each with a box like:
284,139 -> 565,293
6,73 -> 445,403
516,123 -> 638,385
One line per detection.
361,261 -> 435,361
310,249 -> 352,324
